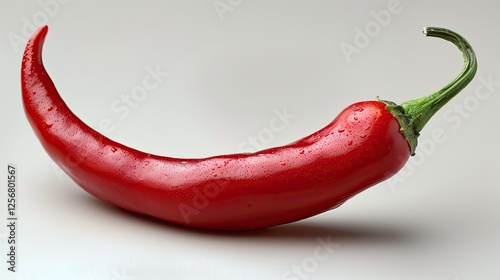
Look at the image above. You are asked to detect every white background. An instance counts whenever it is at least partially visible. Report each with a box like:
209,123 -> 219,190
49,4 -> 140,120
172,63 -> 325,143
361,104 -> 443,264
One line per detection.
1,1 -> 500,279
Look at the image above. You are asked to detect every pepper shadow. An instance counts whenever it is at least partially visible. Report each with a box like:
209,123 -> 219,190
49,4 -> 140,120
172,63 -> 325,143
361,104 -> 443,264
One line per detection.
75,192 -> 419,247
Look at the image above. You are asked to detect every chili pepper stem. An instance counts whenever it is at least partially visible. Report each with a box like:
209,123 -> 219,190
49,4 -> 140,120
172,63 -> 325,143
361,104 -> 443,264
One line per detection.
381,27 -> 477,156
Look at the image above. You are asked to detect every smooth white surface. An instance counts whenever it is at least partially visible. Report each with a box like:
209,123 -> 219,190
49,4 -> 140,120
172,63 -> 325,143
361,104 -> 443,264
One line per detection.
1,1 -> 500,279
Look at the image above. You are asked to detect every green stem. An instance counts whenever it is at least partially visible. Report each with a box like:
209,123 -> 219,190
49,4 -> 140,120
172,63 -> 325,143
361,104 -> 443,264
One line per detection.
383,27 -> 477,156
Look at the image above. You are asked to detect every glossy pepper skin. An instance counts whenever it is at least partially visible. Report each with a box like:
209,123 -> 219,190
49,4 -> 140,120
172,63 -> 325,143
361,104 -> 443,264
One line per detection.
22,26 -> 476,230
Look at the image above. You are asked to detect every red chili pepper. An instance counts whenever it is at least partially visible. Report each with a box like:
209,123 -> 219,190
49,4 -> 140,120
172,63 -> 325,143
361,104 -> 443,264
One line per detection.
22,26 -> 476,230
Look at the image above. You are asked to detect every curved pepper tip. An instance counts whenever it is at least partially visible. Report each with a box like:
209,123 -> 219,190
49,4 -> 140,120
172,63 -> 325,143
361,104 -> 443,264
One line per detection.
23,25 -> 49,66
35,25 -> 49,37
29,25 -> 49,46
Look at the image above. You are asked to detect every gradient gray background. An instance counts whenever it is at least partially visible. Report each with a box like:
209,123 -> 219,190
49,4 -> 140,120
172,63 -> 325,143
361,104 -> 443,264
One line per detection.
1,1 -> 499,279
